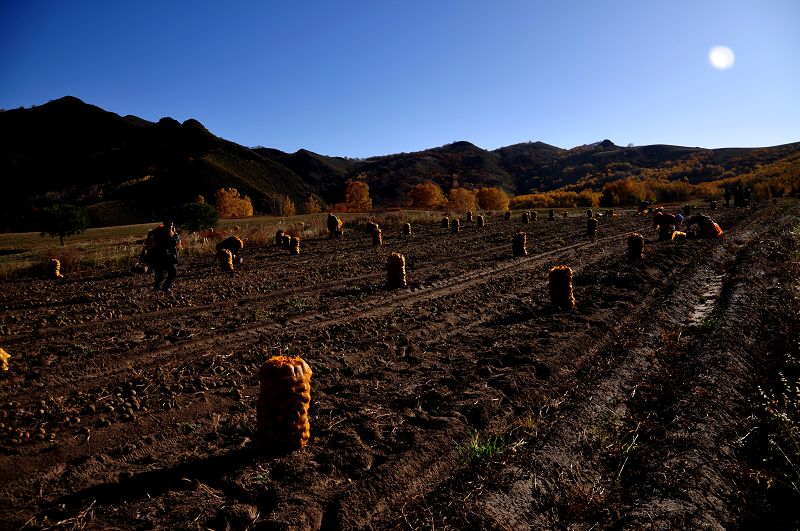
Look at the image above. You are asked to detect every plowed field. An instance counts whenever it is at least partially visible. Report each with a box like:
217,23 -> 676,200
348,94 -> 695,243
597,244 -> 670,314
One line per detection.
2,200 -> 799,529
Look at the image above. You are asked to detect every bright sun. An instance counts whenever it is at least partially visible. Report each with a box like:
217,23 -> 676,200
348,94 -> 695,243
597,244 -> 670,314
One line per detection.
709,46 -> 735,70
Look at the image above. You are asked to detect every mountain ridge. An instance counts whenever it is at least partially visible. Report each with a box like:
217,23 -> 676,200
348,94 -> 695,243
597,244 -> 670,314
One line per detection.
1,96 -> 798,229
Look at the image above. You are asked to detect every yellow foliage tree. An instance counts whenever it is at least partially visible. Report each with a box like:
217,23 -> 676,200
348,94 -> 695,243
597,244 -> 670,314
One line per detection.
303,195 -> 322,214
448,188 -> 477,212
476,187 -> 510,211
408,181 -> 447,210
213,188 -> 254,218
281,196 -> 296,216
345,181 -> 372,212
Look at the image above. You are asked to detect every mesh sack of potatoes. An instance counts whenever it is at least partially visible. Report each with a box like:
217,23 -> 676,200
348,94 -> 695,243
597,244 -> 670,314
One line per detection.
512,232 -> 527,257
257,356 -> 312,452
289,236 -> 301,255
218,249 -> 234,272
586,217 -> 598,236
386,252 -> 407,289
627,233 -> 645,262
548,265 -> 576,310
47,258 -> 63,279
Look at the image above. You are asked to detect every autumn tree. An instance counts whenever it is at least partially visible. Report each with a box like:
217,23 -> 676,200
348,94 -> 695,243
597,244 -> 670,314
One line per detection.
448,188 -> 477,212
175,202 -> 218,232
303,195 -> 323,214
281,196 -> 297,217
407,181 -> 447,210
39,203 -> 89,246
476,187 -> 510,211
213,188 -> 254,218
575,190 -> 600,207
599,179 -> 648,207
345,180 -> 372,212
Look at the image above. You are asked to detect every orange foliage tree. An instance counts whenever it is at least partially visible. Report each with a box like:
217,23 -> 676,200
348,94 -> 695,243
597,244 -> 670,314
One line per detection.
345,181 -> 372,212
213,188 -> 254,218
408,181 -> 447,210
476,187 -> 510,211
448,188 -> 477,212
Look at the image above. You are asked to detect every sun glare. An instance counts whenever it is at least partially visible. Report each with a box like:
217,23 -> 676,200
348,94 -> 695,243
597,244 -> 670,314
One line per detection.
709,46 -> 735,70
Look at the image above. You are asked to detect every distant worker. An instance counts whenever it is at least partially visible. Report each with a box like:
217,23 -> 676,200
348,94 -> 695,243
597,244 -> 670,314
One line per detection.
686,213 -> 724,239
652,209 -> 680,241
141,220 -> 181,292
216,236 -> 244,265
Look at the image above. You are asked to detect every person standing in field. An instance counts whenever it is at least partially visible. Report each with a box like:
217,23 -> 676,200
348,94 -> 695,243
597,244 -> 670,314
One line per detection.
141,220 -> 182,292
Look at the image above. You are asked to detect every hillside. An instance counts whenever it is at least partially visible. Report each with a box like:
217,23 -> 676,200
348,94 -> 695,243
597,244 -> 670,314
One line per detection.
0,97 -> 312,230
1,97 -> 798,229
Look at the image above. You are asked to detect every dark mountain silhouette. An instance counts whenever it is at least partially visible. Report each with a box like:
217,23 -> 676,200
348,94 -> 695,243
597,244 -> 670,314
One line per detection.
0,96 -> 312,229
1,96 -> 798,230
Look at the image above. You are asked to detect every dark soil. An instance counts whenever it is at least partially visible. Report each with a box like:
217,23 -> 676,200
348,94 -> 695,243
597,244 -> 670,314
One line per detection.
1,201 -> 798,530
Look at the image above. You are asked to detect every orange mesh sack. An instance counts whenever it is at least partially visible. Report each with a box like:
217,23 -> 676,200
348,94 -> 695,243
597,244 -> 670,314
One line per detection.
451,219 -> 460,233
219,249 -> 234,272
521,212 -> 530,224
477,215 -> 485,227
512,232 -> 527,257
402,222 -> 412,236
671,231 -> 687,240
257,356 -> 312,452
372,228 -> 383,246
466,211 -> 474,222
441,216 -> 450,228
548,265 -> 576,310
47,258 -> 63,279
289,236 -> 301,255
387,253 -> 407,289
627,233 -> 645,262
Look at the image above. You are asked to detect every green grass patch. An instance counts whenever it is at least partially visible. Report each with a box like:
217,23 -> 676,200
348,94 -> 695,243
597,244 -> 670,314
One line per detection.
456,431 -> 506,464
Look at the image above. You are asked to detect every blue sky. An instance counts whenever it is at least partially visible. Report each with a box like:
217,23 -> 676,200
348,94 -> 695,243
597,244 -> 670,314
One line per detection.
1,1 -> 798,157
